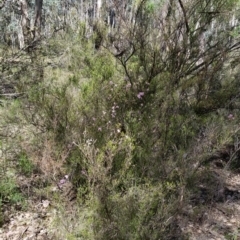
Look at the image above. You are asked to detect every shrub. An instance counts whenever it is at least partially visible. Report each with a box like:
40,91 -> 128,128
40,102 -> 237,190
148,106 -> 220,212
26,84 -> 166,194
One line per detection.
0,175 -> 24,205
18,152 -> 35,176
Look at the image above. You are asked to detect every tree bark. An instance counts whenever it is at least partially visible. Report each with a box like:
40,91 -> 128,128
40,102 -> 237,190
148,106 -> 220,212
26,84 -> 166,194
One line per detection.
34,0 -> 43,40
19,0 -> 31,48
0,0 -> 6,10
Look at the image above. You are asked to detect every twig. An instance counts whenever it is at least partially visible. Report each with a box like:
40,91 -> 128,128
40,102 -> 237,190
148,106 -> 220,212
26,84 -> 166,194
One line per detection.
178,0 -> 190,33
0,92 -> 25,97
18,226 -> 29,240
225,144 -> 240,170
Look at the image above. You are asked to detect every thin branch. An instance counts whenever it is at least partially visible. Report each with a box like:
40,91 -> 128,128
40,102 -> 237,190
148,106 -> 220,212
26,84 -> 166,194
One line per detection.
0,93 -> 25,97
225,145 -> 240,170
178,0 -> 190,33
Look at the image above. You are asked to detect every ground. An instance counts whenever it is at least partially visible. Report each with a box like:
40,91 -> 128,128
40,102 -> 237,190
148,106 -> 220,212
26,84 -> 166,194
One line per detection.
181,170 -> 240,240
0,173 -> 76,240
1,166 -> 240,239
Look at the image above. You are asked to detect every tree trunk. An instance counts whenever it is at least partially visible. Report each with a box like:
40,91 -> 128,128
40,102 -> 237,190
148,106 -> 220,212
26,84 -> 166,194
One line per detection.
97,0 -> 102,19
19,0 -> 31,48
34,0 -> 43,40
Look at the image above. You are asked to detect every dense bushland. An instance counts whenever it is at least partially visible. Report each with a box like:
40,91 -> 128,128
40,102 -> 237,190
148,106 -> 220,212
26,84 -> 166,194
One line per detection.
1,0 -> 240,239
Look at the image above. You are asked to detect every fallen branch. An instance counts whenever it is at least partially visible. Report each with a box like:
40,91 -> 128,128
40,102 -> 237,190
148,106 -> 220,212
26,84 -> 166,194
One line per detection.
0,92 -> 25,97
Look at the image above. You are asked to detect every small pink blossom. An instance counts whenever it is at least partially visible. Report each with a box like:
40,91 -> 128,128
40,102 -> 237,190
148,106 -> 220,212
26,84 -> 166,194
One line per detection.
228,114 -> 234,120
59,179 -> 66,185
137,92 -> 145,99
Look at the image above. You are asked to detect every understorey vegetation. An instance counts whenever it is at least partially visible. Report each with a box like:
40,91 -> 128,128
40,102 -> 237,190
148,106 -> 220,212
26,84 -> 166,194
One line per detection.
1,0 -> 240,239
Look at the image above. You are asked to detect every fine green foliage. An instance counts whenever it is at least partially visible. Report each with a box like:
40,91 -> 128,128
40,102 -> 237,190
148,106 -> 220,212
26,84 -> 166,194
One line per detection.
2,0 -> 240,239
0,176 -> 24,204
18,153 -> 35,176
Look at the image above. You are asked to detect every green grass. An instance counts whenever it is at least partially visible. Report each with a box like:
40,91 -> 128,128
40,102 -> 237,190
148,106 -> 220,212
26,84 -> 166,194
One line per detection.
18,153 -> 34,176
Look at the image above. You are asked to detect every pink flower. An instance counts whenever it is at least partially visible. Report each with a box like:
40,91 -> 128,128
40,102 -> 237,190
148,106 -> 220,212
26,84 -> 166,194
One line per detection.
58,175 -> 69,186
228,114 -> 234,120
59,179 -> 66,185
137,92 -> 145,99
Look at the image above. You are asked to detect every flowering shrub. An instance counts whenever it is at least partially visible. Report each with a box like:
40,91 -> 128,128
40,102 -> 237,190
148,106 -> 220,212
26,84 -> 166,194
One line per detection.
9,0 -> 240,238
